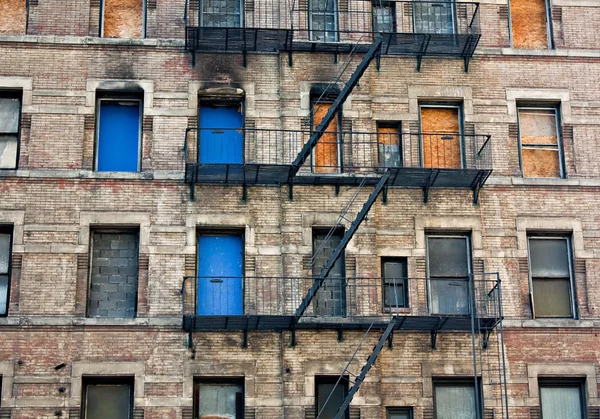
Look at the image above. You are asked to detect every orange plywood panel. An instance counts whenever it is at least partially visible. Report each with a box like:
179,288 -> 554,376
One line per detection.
103,0 -> 144,38
313,103 -> 339,173
420,107 -> 461,169
522,149 -> 560,177
511,0 -> 548,49
0,0 -> 27,35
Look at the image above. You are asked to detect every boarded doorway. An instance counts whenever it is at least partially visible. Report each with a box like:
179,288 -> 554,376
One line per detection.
420,106 -> 462,169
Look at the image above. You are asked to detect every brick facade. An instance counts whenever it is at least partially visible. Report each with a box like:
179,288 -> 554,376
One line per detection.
0,0 -> 599,418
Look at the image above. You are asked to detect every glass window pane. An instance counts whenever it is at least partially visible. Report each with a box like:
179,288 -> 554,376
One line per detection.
435,384 -> 476,419
0,233 -> 10,274
529,239 -> 570,277
427,237 -> 469,277
519,109 -> 558,145
413,2 -> 454,34
0,98 -> 20,133
384,282 -> 406,308
0,135 -> 18,169
532,278 -> 572,317
199,383 -> 242,418
430,279 -> 469,315
540,386 -> 583,419
86,384 -> 131,419
0,275 -> 8,316
317,380 -> 345,419
373,5 -> 394,33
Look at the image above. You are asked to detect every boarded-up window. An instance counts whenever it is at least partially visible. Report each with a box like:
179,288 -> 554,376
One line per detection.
518,108 -> 562,178
528,237 -> 574,318
510,0 -> 549,49
0,93 -> 21,169
83,378 -> 133,419
88,231 -> 139,318
312,102 -> 340,173
0,0 -> 27,34
102,0 -> 144,38
377,122 -> 401,168
420,106 -> 462,169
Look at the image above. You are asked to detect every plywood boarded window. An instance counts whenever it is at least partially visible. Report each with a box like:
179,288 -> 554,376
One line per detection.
0,0 -> 27,34
312,102 -> 340,173
420,106 -> 462,169
102,0 -> 145,38
377,122 -> 401,168
518,107 -> 562,178
510,0 -> 549,49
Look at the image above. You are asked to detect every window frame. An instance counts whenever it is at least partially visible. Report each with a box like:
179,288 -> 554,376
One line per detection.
425,234 -> 472,316
386,407 -> 413,419
0,90 -> 23,170
310,97 -> 343,173
418,103 -> 465,169
199,0 -> 244,28
81,376 -> 134,419
516,105 -> 564,178
99,0 -> 147,38
432,378 -> 482,419
527,235 -> 576,319
87,229 -> 140,318
94,95 -> 143,172
538,378 -> 587,419
309,0 -> 340,42
315,375 -> 350,419
193,377 -> 245,419
381,257 -> 408,310
372,1 -> 397,33
412,0 -> 456,35
0,225 -> 12,318
376,121 -> 402,169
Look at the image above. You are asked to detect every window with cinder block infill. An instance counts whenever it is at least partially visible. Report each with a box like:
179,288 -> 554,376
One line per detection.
88,231 -> 139,318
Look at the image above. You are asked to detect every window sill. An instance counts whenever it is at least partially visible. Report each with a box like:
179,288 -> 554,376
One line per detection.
0,169 -> 182,180
0,316 -> 182,327
503,318 -> 597,328
477,47 -> 600,58
486,176 -> 600,187
0,34 -> 185,48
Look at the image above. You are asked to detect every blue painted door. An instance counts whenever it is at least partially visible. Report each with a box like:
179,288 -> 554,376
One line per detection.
97,101 -> 140,172
199,105 -> 243,164
197,234 -> 243,315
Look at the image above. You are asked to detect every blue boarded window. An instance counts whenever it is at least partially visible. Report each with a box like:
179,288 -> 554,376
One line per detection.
96,99 -> 141,172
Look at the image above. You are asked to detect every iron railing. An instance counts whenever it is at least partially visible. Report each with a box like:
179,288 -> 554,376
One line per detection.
182,274 -> 502,322
184,0 -> 481,57
183,127 -> 492,172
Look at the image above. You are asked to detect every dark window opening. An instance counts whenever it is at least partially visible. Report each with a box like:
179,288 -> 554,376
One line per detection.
96,94 -> 142,172
312,228 -> 346,317
0,226 -> 13,317
315,376 -> 349,419
382,257 -> 408,309
528,236 -> 574,318
426,235 -> 471,315
194,377 -> 244,419
82,377 -> 134,419
88,230 -> 139,318
0,91 -> 22,170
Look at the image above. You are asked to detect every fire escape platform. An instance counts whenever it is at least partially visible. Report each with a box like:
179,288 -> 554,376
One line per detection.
185,164 -> 492,190
183,314 -> 500,332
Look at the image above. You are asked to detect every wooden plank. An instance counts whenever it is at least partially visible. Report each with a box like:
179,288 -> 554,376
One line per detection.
0,0 -> 27,34
313,103 -> 339,173
420,107 -> 461,169
510,0 -> 548,49
103,0 -> 144,38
